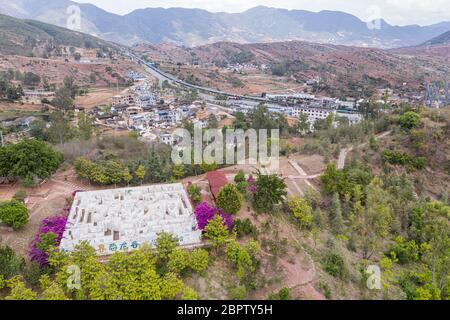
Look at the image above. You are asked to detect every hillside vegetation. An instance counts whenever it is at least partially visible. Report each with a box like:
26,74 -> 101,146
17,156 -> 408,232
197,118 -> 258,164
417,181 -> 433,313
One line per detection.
0,14 -> 115,56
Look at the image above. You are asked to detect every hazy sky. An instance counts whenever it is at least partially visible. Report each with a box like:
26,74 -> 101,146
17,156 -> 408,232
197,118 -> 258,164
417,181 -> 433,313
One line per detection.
73,0 -> 450,26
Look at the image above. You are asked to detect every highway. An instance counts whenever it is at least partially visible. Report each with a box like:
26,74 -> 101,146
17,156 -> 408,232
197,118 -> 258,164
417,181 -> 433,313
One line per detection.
126,51 -> 270,104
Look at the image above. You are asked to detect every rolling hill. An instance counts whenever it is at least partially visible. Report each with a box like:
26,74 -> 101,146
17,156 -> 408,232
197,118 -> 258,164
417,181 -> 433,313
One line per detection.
391,30 -> 450,58
0,13 -> 116,56
1,1 -> 450,48
134,40 -> 450,97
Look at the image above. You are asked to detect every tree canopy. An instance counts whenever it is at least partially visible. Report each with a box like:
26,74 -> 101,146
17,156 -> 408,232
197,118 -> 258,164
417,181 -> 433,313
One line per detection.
0,139 -> 63,182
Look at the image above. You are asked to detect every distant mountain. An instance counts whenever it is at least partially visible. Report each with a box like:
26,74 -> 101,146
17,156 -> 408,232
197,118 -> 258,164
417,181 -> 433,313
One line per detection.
0,13 -> 114,56
1,1 -> 450,48
422,30 -> 450,46
390,29 -> 450,57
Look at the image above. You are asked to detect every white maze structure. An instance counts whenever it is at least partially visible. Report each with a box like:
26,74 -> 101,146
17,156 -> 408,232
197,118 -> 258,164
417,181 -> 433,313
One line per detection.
60,183 -> 202,256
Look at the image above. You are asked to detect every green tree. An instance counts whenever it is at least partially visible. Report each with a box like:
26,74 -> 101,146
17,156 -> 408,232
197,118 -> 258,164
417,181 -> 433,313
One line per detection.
135,165 -> 146,185
320,163 -> 340,195
216,184 -> 243,215
48,111 -> 74,144
156,232 -> 179,263
203,215 -> 230,248
78,111 -> 93,140
42,281 -> 69,300
52,87 -> 74,111
172,164 -> 185,180
5,276 -> 37,300
399,111 -> 421,130
352,178 -> 393,259
0,245 -> 25,279
122,167 -> 133,186
188,249 -> 209,273
225,239 -> 260,282
167,249 -> 188,275
233,112 -> 248,130
0,139 -> 62,182
288,197 -> 313,229
330,193 -> 344,235
253,172 -> 287,213
105,160 -> 123,186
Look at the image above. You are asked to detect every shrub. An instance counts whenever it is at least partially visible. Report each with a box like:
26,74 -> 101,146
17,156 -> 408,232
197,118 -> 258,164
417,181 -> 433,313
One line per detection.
268,287 -> 291,300
29,216 -> 67,266
216,184 -> 243,215
399,111 -> 421,130
317,281 -> 332,299
383,150 -> 427,170
399,271 -> 441,300
0,200 -> 29,229
236,181 -> 248,194
288,197 -> 313,229
387,236 -> 422,264
278,287 -> 291,300
12,190 -> 27,203
234,170 -> 246,183
229,285 -> 247,300
194,202 -> 233,231
203,215 -> 230,248
234,219 -> 258,238
0,245 -> 25,279
188,249 -> 209,273
187,184 -> 201,204
323,252 -> 346,279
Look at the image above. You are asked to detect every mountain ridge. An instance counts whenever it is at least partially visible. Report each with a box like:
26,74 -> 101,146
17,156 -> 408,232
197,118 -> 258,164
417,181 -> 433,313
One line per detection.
1,1 -> 450,48
0,13 -> 116,56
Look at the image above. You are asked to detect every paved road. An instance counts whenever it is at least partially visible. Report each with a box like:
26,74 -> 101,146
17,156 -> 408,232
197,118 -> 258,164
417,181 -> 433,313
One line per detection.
126,51 -> 270,103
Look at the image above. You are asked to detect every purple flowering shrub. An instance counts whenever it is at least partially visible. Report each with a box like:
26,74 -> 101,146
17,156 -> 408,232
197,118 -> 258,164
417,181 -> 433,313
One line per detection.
29,215 -> 68,266
247,175 -> 257,194
194,202 -> 233,231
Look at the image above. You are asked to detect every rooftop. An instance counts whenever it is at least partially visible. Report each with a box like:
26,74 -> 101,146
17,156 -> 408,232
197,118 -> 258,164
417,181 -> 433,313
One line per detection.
59,183 -> 201,256
206,171 -> 229,201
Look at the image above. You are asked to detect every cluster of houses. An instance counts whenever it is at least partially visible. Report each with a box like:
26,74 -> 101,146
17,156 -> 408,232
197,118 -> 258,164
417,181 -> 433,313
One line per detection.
93,77 -> 213,145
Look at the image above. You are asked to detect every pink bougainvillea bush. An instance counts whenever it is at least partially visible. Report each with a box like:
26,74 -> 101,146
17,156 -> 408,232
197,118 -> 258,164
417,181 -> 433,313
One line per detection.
194,202 -> 233,231
29,215 -> 68,266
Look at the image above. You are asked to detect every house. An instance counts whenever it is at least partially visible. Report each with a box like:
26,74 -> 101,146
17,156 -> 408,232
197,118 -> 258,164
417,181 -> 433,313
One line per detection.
159,132 -> 174,145
112,94 -> 134,107
206,171 -> 228,202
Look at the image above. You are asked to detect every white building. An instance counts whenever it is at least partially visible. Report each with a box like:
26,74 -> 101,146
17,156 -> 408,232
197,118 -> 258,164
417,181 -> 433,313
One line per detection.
159,132 -> 175,145
60,184 -> 202,256
292,106 -> 336,122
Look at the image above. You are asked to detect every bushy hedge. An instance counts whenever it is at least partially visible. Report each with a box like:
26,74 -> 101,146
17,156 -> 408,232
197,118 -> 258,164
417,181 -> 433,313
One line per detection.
383,150 -> 427,169
0,200 -> 29,229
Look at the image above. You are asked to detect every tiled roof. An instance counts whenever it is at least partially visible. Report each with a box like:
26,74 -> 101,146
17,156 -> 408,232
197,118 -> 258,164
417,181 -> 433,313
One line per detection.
206,171 -> 228,200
